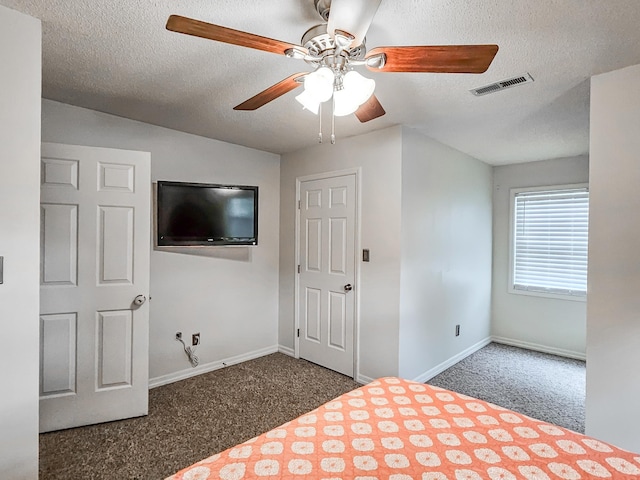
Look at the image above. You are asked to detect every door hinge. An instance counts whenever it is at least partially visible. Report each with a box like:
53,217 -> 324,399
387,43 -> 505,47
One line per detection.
297,264 -> 301,274
298,200 -> 301,209
297,328 -> 300,338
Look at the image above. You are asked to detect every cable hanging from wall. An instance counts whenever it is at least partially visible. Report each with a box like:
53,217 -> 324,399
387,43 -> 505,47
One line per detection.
176,332 -> 199,367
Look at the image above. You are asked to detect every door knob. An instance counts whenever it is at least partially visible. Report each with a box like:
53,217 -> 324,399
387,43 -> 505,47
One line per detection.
344,284 -> 353,292
133,294 -> 147,306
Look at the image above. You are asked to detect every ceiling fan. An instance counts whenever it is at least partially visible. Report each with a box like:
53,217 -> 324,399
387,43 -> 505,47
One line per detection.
166,0 -> 498,142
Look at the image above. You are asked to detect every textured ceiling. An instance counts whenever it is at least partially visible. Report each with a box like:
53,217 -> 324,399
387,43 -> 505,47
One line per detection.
3,0 -> 640,165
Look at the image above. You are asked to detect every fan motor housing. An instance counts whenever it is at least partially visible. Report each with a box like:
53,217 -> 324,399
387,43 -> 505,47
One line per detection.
302,24 -> 334,56
301,23 -> 367,66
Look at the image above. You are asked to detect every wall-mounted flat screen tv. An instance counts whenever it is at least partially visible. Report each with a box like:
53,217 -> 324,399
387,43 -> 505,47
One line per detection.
156,181 -> 258,246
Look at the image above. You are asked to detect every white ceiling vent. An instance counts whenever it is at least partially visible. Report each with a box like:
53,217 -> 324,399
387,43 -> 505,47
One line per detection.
470,73 -> 534,96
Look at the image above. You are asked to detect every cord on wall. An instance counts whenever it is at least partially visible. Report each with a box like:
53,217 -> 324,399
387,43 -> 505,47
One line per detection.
175,332 -> 199,367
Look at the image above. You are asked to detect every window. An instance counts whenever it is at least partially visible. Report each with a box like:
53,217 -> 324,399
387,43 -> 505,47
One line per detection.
510,185 -> 589,298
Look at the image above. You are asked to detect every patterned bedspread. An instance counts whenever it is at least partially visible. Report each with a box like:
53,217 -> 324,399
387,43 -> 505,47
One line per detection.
167,377 -> 640,479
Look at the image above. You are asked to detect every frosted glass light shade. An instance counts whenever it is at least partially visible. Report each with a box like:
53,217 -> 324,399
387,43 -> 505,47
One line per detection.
333,88 -> 359,116
295,90 -> 320,114
304,67 -> 335,103
343,70 -> 376,105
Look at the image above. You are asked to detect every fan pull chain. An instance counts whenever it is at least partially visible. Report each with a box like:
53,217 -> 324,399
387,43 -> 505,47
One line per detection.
331,97 -> 336,144
318,102 -> 323,143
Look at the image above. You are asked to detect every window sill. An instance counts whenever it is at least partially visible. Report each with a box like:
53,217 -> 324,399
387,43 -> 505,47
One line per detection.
508,287 -> 587,302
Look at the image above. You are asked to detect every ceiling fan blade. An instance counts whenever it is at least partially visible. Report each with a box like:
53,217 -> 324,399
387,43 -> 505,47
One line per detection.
326,0 -> 382,47
233,73 -> 306,111
166,15 -> 306,56
366,45 -> 499,73
355,94 -> 386,123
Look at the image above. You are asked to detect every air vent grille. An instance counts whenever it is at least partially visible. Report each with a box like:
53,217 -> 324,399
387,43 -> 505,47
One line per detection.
471,73 -> 534,96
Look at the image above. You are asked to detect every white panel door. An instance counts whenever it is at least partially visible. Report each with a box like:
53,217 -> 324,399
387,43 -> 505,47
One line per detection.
39,143 -> 150,432
298,173 -> 356,377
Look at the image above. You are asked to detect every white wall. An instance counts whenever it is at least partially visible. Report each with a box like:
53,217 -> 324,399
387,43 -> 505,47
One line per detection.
586,63 -> 640,452
399,128 -> 493,380
279,127 -> 403,381
0,6 -> 41,479
492,156 -> 589,358
41,100 -> 281,384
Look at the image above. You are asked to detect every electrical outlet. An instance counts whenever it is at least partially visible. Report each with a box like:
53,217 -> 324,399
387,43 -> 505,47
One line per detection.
192,333 -> 200,346
455,325 -> 460,337
176,331 -> 182,340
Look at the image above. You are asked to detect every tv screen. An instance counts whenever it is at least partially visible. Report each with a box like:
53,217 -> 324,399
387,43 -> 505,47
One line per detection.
156,181 -> 258,246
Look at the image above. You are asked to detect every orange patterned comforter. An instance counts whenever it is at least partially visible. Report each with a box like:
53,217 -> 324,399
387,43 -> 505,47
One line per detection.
167,377 -> 640,479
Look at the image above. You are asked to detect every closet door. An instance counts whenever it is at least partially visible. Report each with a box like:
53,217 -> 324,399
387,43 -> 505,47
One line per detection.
298,172 -> 357,377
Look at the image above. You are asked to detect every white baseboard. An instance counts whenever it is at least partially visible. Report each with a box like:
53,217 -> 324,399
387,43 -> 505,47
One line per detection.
412,336 -> 492,384
149,336 -> 584,390
149,345 -> 279,389
280,345 -> 371,384
356,373 -> 375,385
491,336 -> 586,361
278,345 -> 295,357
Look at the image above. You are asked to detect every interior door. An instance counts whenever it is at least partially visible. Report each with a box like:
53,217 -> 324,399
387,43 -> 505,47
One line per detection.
39,142 -> 150,432
298,173 -> 356,377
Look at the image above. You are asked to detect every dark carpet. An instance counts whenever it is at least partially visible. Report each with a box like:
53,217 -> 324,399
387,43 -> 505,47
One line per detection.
428,342 -> 586,433
39,353 -> 359,480
40,344 -> 586,479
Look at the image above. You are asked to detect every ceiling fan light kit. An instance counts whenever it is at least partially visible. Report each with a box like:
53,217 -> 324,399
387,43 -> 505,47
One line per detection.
333,88 -> 360,117
296,67 -> 376,114
301,66 -> 335,104
166,0 -> 499,144
295,89 -> 321,114
344,71 -> 376,105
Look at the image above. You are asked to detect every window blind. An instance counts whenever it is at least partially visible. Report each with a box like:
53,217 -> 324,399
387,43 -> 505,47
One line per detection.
513,187 -> 589,296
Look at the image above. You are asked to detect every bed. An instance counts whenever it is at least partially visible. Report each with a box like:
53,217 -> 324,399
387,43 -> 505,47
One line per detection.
167,377 -> 640,479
